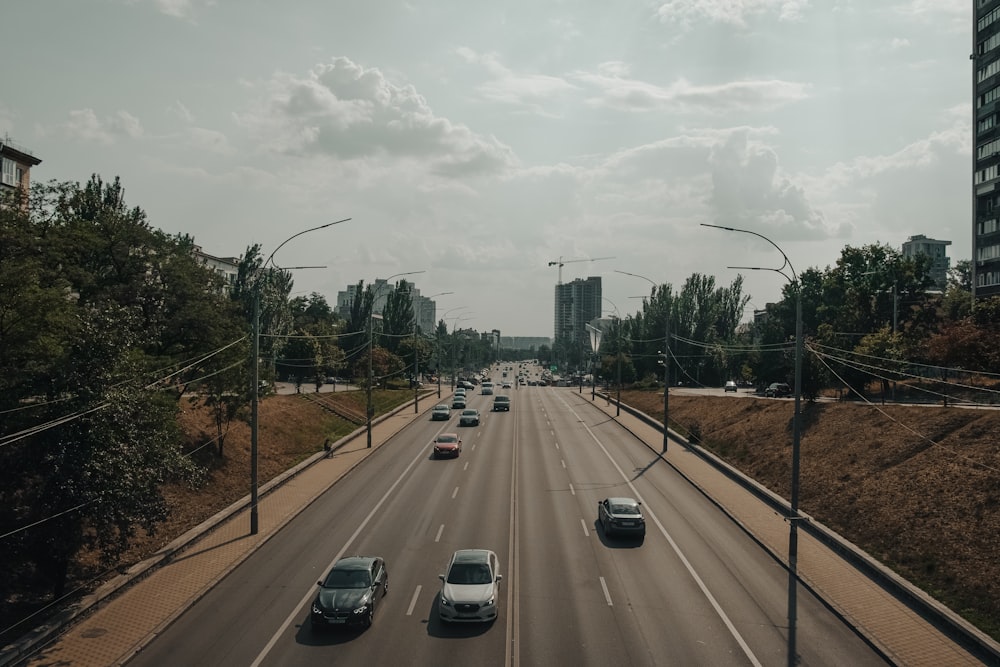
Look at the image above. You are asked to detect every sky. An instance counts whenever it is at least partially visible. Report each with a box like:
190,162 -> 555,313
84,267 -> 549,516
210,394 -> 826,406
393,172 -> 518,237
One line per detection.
0,0 -> 973,337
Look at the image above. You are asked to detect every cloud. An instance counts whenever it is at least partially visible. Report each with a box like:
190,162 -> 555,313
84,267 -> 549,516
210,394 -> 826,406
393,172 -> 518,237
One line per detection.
55,109 -> 144,144
571,68 -> 809,114
656,0 -> 809,30
236,56 -> 517,177
128,0 -> 213,20
708,129 -> 833,240
455,48 -> 577,115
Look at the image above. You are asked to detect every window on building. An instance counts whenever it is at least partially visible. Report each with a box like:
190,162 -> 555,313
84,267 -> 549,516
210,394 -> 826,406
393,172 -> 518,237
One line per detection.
1,158 -> 16,186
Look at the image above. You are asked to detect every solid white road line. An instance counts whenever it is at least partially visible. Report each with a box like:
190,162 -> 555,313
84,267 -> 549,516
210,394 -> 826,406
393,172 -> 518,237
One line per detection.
558,395 -> 764,667
251,439 -> 432,667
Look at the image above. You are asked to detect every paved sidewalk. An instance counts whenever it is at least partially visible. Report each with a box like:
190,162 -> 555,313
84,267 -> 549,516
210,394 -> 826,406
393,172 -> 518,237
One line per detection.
7,389 -> 998,666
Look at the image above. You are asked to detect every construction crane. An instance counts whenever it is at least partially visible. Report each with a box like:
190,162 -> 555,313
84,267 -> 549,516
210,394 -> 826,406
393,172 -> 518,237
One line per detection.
547,256 -> 614,284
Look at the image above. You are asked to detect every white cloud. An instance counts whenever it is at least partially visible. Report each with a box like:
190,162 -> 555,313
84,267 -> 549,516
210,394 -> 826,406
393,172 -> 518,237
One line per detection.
236,57 -> 517,177
571,70 -> 809,114
656,0 -> 809,30
456,48 -> 577,115
708,129 -> 834,241
55,109 -> 144,144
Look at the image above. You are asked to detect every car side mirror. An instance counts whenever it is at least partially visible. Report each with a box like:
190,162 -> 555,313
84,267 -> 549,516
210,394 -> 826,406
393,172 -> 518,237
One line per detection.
438,574 -> 445,581
317,580 -> 322,586
496,574 -> 503,582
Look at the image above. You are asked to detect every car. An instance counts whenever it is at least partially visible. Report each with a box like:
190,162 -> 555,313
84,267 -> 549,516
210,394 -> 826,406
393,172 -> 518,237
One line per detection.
459,408 -> 480,426
431,404 -> 451,421
432,432 -> 462,458
454,388 -> 466,399
480,382 -> 494,395
451,396 -> 467,410
765,382 -> 792,398
492,395 -> 510,411
501,381 -> 511,389
598,497 -> 646,539
311,556 -> 388,630
457,380 -> 474,389
724,381 -> 738,393
438,549 -> 502,623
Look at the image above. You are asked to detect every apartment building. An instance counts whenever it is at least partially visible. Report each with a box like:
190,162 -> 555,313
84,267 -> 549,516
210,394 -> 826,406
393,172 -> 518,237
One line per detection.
974,1 -> 1000,298
0,135 -> 42,200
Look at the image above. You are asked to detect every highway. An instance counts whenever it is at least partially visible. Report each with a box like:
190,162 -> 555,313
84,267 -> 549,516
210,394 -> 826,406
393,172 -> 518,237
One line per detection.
128,372 -> 888,666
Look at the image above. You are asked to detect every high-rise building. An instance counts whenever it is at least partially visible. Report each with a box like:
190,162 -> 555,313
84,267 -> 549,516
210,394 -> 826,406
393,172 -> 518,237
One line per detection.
554,276 -> 602,356
902,234 -> 951,290
974,3 -> 1000,298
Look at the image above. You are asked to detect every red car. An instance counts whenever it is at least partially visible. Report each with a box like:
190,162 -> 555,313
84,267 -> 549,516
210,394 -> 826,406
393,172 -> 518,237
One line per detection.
432,433 -> 462,459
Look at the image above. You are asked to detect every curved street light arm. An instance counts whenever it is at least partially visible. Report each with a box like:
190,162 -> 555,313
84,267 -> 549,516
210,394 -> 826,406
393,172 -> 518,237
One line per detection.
700,223 -> 798,284
266,217 -> 352,269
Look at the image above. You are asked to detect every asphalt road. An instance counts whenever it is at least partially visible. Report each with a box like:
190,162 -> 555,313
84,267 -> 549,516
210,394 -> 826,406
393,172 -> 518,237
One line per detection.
127,384 -> 887,666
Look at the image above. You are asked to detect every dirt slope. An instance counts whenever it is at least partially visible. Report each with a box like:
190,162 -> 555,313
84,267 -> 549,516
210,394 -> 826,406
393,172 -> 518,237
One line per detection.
621,390 -> 1000,638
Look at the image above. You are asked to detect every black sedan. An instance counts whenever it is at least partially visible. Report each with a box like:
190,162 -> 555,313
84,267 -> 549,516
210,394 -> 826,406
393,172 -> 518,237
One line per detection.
598,497 -> 646,539
311,556 -> 388,630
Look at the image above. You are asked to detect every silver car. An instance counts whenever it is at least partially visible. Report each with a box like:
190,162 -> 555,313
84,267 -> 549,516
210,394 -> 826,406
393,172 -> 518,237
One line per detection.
438,549 -> 502,623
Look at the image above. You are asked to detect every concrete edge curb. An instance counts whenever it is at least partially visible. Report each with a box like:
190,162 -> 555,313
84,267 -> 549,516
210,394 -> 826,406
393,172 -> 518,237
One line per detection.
602,392 -> 1000,665
0,396 -> 426,667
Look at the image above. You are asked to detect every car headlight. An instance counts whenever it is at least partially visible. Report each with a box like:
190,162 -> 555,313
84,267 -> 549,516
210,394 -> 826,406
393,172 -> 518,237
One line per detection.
312,603 -> 322,614
353,604 -> 369,614
440,596 -> 450,606
484,597 -> 495,606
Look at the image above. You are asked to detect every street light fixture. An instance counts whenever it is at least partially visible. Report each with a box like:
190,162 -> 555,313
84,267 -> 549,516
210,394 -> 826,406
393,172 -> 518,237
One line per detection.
366,271 -> 424,449
251,217 -> 351,535
702,222 -> 802,667
616,269 -> 670,452
602,297 -> 623,417
416,292 -> 453,412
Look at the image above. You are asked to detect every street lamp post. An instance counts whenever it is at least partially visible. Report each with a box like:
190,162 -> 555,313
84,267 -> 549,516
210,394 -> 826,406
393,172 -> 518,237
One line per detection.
366,271 -> 424,448
417,292 -> 453,411
616,269 -> 670,452
251,217 -> 351,535
702,223 -> 802,667
440,306 -> 470,392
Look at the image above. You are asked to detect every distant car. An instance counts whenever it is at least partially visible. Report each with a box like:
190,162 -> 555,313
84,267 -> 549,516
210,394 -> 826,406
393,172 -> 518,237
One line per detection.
725,381 -> 738,393
459,408 -> 481,426
431,404 -> 451,421
528,380 -> 537,386
457,380 -> 474,389
492,395 -> 510,411
454,388 -> 466,399
765,382 -> 792,398
501,382 -> 511,389
432,432 -> 462,458
438,549 -> 502,623
451,396 -> 467,410
311,556 -> 388,630
598,497 -> 646,539
480,383 -> 494,395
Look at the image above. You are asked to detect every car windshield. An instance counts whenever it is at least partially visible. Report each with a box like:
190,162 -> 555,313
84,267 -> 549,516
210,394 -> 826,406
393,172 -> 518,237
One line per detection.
437,435 -> 457,443
610,503 -> 640,515
463,410 -> 476,416
447,562 -> 493,585
324,568 -> 371,589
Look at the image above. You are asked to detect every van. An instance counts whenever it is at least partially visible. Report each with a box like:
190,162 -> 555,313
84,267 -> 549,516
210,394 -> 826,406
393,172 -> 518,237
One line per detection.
492,395 -> 510,411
